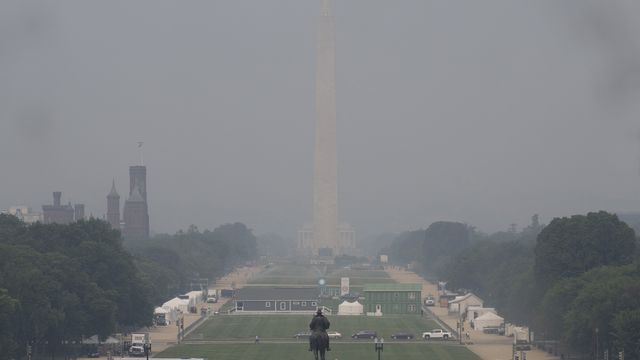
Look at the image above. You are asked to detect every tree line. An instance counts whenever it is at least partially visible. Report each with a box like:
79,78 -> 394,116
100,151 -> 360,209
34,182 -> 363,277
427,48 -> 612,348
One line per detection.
0,215 -> 257,359
126,222 -> 258,306
385,212 -> 640,358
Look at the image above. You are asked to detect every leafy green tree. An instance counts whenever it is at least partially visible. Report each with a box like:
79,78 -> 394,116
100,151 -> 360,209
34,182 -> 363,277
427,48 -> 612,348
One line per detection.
539,264 -> 640,353
424,221 -> 472,273
129,222 -> 258,298
0,217 -> 155,357
0,288 -> 18,358
534,211 -> 635,288
443,239 -> 534,323
536,276 -> 585,339
611,309 -> 640,360
386,230 -> 425,266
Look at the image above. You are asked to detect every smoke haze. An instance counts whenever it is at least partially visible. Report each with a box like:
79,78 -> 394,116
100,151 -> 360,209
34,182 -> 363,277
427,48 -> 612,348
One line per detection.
2,1 -> 640,239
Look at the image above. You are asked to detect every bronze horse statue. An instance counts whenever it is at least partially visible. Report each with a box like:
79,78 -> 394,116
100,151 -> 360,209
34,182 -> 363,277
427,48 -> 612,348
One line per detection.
309,330 -> 329,360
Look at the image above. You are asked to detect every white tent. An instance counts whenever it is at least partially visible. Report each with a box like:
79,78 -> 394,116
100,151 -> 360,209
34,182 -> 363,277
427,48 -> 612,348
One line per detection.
338,300 -> 363,315
82,335 -> 100,344
467,306 -> 496,320
186,291 -> 203,305
82,335 -> 120,344
473,312 -> 504,331
103,336 -> 121,344
162,297 -> 189,322
448,293 -> 483,314
154,307 -> 169,314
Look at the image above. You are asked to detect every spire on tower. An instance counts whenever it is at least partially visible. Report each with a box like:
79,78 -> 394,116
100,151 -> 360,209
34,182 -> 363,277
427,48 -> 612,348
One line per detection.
108,179 -> 119,198
321,0 -> 332,17
137,142 -> 144,166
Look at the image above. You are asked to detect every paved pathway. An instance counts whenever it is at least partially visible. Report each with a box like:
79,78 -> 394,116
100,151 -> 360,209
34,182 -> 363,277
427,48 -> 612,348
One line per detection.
385,267 -> 558,360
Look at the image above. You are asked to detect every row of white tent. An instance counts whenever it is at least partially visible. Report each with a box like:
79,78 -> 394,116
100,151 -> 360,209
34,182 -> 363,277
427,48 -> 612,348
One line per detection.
159,290 -> 205,322
81,335 -> 120,344
448,293 -> 505,331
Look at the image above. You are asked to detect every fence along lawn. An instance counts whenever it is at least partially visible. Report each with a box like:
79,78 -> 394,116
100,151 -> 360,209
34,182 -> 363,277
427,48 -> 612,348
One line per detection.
157,343 -> 481,360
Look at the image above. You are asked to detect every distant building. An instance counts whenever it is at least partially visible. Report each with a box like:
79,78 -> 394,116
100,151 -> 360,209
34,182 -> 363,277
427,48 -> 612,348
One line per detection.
122,186 -> 149,240
121,165 -> 150,240
234,287 -> 319,313
106,180 -> 121,230
363,283 -> 422,315
74,204 -> 85,221
107,164 -> 151,240
298,222 -> 357,256
448,293 -> 483,315
3,206 -> 43,224
297,224 -> 314,256
129,166 -> 147,202
42,192 -> 76,224
338,223 -> 356,253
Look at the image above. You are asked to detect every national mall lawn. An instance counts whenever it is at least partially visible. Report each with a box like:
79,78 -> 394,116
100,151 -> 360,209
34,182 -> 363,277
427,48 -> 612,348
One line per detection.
157,263 -> 480,360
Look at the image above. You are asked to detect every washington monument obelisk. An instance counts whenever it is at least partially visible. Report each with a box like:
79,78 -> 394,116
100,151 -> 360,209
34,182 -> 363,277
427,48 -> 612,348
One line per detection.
313,0 -> 339,255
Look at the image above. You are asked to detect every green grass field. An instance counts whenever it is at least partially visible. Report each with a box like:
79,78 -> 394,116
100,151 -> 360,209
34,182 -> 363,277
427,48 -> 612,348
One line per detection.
157,343 -> 481,360
157,264 -> 479,360
248,264 -> 394,287
186,314 -> 439,341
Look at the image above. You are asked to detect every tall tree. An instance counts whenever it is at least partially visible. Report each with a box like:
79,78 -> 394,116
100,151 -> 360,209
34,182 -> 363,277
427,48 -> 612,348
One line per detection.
534,211 -> 635,288
424,221 -> 472,273
0,288 -> 18,358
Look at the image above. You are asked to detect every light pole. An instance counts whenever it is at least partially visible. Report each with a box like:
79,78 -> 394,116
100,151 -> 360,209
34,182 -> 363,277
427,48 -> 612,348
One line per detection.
374,337 -> 384,360
144,343 -> 151,360
595,328 -> 599,360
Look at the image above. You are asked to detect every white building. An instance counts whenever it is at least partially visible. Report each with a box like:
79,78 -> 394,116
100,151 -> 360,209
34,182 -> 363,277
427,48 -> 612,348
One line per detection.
2,206 -> 43,224
472,312 -> 505,331
297,222 -> 356,256
448,293 -> 484,315
467,306 -> 497,321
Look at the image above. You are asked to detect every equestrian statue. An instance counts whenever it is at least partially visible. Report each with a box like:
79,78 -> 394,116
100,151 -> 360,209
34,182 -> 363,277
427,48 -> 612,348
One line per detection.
309,308 -> 330,360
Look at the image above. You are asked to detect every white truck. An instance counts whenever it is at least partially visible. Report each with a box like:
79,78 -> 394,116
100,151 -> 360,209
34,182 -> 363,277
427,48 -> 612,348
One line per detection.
513,327 -> 531,351
129,333 -> 150,357
422,329 -> 451,340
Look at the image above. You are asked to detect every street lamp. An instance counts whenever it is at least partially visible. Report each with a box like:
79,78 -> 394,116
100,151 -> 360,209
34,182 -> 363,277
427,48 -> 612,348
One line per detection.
143,343 -> 151,360
374,337 -> 384,360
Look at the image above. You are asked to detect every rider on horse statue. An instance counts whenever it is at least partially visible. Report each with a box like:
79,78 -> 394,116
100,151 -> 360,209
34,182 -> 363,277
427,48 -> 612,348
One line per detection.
309,308 -> 331,351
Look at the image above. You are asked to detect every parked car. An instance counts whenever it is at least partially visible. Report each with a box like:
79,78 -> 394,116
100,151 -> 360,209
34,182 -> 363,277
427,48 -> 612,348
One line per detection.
294,331 -> 312,339
424,296 -> 436,306
327,331 -> 342,339
422,329 -> 451,340
352,330 -> 377,339
483,326 -> 505,335
128,344 -> 145,357
391,332 -> 415,340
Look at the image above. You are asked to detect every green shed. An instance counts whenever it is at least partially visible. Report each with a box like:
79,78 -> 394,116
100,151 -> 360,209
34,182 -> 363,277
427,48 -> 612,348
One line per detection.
363,283 -> 422,315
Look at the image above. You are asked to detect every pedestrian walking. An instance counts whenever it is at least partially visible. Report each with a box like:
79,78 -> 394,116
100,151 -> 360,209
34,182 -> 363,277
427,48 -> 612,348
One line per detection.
255,335 -> 260,344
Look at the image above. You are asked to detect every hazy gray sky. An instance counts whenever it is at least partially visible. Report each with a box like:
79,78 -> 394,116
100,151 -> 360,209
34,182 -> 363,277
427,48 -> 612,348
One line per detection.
2,1 -> 640,239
